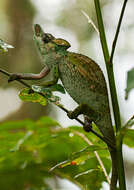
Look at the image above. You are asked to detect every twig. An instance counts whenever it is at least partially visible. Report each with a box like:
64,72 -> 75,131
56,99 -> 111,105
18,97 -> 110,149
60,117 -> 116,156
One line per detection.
73,131 -> 110,184
0,68 -> 114,148
81,10 -> 99,35
110,0 -> 128,63
122,115 -> 134,129
0,68 -> 31,88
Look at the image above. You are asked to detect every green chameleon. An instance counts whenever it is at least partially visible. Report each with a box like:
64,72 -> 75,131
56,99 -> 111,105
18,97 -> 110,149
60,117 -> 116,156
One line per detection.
8,24 -> 114,142
8,24 -> 117,189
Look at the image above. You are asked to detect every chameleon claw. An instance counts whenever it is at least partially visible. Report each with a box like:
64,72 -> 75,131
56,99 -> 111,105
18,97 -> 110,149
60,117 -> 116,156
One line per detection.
83,123 -> 92,132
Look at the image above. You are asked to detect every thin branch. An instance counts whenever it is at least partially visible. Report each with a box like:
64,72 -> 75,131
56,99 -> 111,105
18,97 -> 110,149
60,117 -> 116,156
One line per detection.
94,1 -> 126,189
122,115 -> 134,129
0,69 -> 31,88
94,0 -> 121,132
81,10 -> 99,35
0,68 -> 114,148
73,131 -> 110,184
110,0 -> 128,63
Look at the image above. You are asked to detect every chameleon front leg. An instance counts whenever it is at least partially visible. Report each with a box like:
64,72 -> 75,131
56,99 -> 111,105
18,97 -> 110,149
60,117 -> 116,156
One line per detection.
67,104 -> 99,132
84,115 -> 93,132
8,64 -> 59,87
8,66 -> 50,82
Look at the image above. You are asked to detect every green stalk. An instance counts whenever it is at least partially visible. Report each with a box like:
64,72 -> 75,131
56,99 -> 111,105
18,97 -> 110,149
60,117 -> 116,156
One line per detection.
116,135 -> 126,190
94,0 -> 121,131
94,0 -> 126,189
110,0 -> 128,63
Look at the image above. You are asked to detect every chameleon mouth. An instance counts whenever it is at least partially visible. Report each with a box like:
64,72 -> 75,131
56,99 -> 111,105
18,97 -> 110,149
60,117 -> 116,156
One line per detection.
34,24 -> 42,37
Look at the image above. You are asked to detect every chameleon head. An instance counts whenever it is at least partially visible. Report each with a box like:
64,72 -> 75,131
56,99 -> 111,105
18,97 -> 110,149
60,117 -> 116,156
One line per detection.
33,24 -> 71,55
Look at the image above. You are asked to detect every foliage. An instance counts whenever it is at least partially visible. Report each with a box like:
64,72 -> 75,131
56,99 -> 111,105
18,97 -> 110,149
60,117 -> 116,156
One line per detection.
125,68 -> 134,99
0,117 -> 111,190
0,39 -> 13,53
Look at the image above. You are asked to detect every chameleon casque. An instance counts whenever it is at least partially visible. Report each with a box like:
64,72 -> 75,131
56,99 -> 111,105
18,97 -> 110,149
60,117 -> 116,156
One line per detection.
8,24 -> 117,188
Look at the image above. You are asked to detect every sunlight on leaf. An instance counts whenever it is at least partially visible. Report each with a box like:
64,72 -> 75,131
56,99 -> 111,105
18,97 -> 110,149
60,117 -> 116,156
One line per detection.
74,168 -> 99,179
0,39 -> 14,53
32,85 -> 61,103
32,84 -> 65,94
10,130 -> 33,152
49,160 -> 69,172
70,145 -> 107,160
50,146 -> 106,171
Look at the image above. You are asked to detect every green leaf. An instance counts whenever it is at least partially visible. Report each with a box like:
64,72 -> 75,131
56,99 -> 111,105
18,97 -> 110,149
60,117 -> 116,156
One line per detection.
123,129 -> 134,147
125,68 -> 134,99
50,145 -> 107,170
0,39 -> 14,53
10,130 -> 33,152
70,145 -> 107,160
32,85 -> 61,103
32,84 -> 65,94
0,117 -> 110,190
74,168 -> 100,179
48,84 -> 65,94
19,88 -> 47,106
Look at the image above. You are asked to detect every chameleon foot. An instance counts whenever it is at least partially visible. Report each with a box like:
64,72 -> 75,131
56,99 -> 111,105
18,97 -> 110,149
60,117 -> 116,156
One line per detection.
83,122 -> 92,132
83,116 -> 92,132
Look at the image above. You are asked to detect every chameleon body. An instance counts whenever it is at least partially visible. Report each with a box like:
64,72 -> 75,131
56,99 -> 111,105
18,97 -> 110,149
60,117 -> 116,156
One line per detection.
9,24 -> 115,144
9,24 -> 117,189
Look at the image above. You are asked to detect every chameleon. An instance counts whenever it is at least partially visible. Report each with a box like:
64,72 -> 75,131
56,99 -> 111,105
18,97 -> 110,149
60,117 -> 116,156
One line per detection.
8,24 -> 115,142
8,24 -> 117,189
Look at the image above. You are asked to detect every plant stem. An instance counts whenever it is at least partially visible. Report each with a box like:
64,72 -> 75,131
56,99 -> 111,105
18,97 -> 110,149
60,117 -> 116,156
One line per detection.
0,68 -> 31,88
116,135 -> 126,189
94,0 -> 121,132
94,0 -> 128,189
110,0 -> 128,63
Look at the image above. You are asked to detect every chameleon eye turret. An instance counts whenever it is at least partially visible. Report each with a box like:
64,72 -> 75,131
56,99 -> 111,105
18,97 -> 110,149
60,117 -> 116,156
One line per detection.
52,38 -> 71,50
42,33 -> 54,43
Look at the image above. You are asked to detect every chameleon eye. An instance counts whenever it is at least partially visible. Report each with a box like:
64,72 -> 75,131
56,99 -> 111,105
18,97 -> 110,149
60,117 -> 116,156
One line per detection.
42,33 -> 54,43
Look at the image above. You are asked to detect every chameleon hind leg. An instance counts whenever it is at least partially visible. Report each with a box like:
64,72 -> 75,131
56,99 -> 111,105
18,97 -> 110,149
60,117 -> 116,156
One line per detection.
67,104 -> 99,132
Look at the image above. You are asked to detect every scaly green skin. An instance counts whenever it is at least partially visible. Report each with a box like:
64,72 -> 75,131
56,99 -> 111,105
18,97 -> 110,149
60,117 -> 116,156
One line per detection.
9,24 -> 117,189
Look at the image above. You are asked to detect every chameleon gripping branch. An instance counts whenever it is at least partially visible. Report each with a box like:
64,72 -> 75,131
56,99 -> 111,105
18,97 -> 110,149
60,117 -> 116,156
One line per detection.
0,68 -> 114,149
